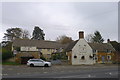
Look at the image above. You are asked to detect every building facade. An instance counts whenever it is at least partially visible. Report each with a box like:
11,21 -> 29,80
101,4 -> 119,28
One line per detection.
12,39 -> 65,64
66,31 -> 116,65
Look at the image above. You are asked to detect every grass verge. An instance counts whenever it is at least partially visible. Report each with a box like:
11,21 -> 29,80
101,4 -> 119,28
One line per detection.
2,61 -> 21,65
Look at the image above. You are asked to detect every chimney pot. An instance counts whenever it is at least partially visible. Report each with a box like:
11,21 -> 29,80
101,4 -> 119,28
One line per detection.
107,39 -> 110,43
79,31 -> 84,39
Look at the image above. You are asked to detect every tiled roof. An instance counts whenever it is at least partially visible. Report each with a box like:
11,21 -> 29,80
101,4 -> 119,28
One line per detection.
13,39 -> 66,49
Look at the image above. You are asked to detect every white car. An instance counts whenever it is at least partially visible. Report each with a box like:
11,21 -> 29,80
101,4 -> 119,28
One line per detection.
27,59 -> 51,67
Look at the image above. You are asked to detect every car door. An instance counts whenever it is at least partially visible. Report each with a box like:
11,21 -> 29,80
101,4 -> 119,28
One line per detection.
38,60 -> 44,66
33,60 -> 39,66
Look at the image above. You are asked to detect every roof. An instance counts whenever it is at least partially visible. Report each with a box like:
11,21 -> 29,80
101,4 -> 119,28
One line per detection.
109,41 -> 120,52
13,39 -> 66,49
88,43 -> 115,52
65,39 -> 115,52
64,40 -> 78,52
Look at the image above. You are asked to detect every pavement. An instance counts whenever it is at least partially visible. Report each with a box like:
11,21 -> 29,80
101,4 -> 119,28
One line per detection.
2,64 -> 119,79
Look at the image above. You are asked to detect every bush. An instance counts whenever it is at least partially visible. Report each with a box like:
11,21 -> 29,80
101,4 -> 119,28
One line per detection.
51,52 -> 67,60
52,54 -> 61,60
2,49 -> 13,61
40,56 -> 46,61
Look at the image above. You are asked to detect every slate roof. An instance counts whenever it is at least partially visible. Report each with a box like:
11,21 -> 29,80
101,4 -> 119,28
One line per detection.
65,40 -> 115,52
13,39 -> 66,49
88,43 -> 116,52
64,40 -> 78,52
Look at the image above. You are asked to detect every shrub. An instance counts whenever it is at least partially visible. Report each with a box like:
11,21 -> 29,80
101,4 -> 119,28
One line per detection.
40,56 -> 46,61
51,52 -> 67,60
2,48 -> 13,61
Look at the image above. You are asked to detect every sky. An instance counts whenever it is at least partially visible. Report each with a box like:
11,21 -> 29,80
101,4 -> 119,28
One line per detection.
1,2 -> 118,42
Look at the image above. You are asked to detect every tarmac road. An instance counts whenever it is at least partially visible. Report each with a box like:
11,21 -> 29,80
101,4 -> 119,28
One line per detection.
2,64 -> 119,79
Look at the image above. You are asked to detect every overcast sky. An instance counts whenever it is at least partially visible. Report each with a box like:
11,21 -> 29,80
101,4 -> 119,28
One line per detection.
1,2 -> 118,42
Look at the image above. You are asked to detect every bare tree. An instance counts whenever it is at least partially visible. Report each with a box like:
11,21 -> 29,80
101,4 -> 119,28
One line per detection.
22,29 -> 30,39
56,35 -> 73,44
85,34 -> 94,43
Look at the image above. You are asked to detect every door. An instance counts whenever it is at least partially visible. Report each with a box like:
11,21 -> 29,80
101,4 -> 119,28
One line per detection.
102,56 -> 105,63
37,60 -> 44,66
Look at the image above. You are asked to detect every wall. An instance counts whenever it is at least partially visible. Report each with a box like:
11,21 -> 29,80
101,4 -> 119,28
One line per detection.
97,52 -> 115,63
41,49 -> 56,59
15,52 -> 40,63
66,51 -> 72,64
21,46 -> 38,51
20,47 -> 56,59
72,39 -> 95,65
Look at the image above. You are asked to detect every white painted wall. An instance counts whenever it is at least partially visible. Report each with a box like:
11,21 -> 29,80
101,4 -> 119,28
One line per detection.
21,47 -> 56,55
40,49 -> 56,54
72,39 -> 96,65
21,46 -> 38,51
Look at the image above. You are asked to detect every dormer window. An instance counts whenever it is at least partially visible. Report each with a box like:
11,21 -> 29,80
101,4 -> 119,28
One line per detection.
107,49 -> 111,53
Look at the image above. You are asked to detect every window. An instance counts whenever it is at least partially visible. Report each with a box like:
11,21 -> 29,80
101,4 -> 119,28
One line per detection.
93,50 -> 97,53
107,55 -> 111,60
81,56 -> 85,60
107,49 -> 111,53
92,54 -> 96,60
74,55 -> 77,58
47,49 -> 50,51
89,55 -> 93,59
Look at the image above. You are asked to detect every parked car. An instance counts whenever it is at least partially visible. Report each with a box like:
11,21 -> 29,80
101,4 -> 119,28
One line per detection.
27,59 -> 51,67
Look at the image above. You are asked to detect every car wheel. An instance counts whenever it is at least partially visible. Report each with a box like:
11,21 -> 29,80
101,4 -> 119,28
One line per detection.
30,64 -> 34,67
44,64 -> 49,67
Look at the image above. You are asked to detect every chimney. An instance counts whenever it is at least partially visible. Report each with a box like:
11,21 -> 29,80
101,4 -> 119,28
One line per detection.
107,39 -> 110,43
79,31 -> 84,39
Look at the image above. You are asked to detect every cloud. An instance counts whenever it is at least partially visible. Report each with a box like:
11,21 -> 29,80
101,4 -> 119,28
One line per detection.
1,2 -> 118,42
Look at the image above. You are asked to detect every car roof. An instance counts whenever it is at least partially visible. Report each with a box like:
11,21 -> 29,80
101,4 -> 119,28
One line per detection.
29,59 -> 43,60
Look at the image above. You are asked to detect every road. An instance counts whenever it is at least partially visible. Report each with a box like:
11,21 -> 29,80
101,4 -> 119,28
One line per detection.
2,64 -> 119,79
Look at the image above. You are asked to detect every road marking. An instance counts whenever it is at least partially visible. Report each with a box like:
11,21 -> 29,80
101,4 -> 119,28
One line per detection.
88,74 -> 96,78
57,74 -> 96,78
88,74 -> 91,77
109,72 -> 112,75
105,72 -> 112,75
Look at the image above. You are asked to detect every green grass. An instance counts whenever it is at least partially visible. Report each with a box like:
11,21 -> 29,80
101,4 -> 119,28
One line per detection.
2,61 -> 21,65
